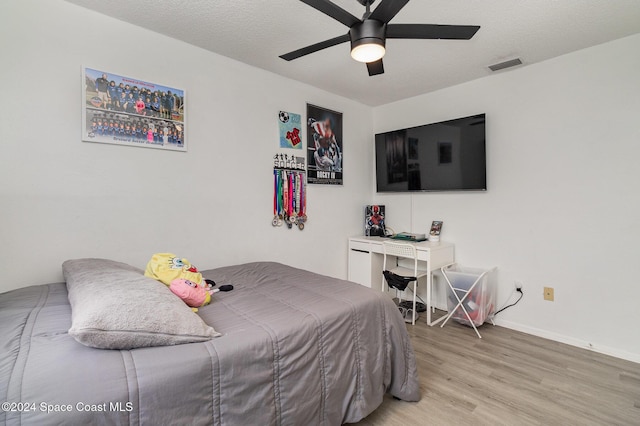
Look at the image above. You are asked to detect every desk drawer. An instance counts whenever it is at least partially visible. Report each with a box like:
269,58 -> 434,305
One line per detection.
349,240 -> 371,253
416,251 -> 429,262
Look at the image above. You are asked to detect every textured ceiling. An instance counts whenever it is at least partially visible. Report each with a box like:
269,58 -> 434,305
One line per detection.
65,0 -> 640,106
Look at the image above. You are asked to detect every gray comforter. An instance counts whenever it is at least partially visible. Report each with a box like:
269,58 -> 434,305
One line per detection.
1,261 -> 420,425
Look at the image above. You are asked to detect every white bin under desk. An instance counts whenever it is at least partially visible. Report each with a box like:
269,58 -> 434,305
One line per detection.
440,263 -> 497,338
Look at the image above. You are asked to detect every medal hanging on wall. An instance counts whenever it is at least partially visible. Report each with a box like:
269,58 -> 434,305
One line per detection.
272,169 -> 283,227
273,154 -> 306,230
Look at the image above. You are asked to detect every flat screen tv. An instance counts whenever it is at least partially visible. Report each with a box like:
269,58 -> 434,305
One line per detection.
375,113 -> 486,192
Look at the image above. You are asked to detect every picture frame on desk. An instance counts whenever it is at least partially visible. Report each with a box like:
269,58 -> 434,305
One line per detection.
430,221 -> 443,242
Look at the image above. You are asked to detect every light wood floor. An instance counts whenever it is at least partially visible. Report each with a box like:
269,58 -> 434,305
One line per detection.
351,311 -> 640,425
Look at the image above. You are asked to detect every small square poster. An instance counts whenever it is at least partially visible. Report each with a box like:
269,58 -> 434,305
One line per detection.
278,111 -> 302,149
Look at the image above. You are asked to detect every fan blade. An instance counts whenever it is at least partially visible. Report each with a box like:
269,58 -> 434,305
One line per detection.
280,33 -> 350,61
369,0 -> 410,24
299,0 -> 361,27
367,59 -> 384,76
387,24 -> 480,40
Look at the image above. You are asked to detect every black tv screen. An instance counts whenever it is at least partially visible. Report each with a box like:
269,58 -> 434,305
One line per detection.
375,113 -> 486,192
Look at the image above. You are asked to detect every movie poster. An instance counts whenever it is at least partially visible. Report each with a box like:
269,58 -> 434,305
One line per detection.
306,104 -> 343,185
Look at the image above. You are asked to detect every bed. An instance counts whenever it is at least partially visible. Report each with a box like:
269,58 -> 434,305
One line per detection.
0,259 -> 420,425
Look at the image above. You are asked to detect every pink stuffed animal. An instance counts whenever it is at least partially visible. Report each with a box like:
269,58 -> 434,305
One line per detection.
170,279 -> 212,308
169,278 -> 234,311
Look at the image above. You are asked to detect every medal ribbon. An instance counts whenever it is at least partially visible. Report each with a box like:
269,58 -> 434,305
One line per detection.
289,172 -> 294,216
273,169 -> 278,217
300,172 -> 306,218
282,170 -> 288,218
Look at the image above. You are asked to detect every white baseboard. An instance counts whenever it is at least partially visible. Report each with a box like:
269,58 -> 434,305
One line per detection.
493,318 -> 640,365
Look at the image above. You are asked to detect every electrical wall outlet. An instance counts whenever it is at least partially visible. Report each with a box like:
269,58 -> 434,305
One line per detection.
543,286 -> 554,301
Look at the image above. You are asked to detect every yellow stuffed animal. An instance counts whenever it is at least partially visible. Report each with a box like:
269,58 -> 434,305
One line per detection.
144,253 -> 211,288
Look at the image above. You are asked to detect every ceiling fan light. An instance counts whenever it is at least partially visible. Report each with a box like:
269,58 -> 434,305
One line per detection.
349,19 -> 386,63
351,42 -> 385,63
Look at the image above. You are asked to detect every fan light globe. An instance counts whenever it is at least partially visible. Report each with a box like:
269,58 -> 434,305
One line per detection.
350,42 -> 386,63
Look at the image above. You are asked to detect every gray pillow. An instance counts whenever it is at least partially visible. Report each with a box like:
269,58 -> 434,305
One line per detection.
63,258 -> 220,349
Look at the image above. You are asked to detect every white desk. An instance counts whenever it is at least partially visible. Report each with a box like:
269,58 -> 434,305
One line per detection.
348,236 -> 455,326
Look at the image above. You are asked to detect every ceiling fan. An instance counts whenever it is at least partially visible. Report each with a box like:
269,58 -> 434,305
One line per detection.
279,0 -> 480,76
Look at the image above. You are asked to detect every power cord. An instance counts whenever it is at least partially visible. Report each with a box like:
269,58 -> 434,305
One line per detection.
493,288 -> 523,316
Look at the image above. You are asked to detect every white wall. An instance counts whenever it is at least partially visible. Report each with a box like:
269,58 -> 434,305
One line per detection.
2,0 -> 638,363
373,34 -> 640,362
0,0 -> 373,291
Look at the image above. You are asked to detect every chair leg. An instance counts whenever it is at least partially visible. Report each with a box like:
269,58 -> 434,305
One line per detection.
410,282 -> 416,325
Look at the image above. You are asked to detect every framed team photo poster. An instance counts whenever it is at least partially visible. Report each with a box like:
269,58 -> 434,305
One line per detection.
82,67 -> 187,152
306,103 -> 343,185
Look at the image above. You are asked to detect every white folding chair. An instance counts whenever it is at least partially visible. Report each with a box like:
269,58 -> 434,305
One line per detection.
440,263 -> 495,338
381,241 -> 428,325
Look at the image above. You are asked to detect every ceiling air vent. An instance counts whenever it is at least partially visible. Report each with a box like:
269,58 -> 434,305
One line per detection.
488,58 -> 522,72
